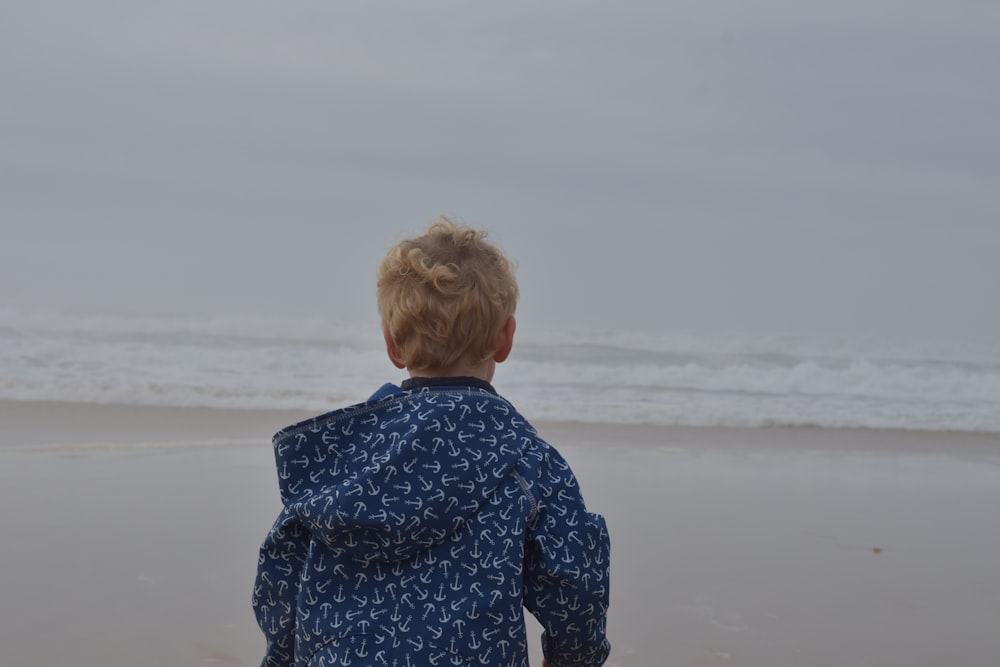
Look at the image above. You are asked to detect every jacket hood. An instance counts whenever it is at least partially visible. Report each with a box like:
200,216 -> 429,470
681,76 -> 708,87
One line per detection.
272,386 -> 531,563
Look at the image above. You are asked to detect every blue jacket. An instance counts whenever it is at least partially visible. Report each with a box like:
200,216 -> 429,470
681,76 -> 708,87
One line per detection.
253,381 -> 610,667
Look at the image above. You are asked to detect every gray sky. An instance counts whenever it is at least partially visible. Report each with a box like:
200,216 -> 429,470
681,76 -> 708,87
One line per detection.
2,0 -> 998,341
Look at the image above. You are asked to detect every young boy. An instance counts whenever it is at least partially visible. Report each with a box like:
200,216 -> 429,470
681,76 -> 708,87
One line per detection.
253,219 -> 610,667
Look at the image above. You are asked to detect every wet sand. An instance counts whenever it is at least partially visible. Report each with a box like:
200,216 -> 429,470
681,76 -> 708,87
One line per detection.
1,400 -> 999,666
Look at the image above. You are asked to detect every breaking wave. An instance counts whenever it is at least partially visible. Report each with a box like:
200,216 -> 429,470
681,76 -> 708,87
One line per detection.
2,308 -> 999,433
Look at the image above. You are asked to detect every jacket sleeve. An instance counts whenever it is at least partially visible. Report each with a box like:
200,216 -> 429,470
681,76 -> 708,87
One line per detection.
523,449 -> 611,667
252,508 -> 310,667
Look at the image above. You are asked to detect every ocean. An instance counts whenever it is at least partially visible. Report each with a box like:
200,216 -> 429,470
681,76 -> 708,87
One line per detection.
2,307 -> 999,433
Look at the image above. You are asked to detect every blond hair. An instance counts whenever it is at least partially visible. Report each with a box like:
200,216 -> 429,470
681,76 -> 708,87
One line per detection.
377,217 -> 518,371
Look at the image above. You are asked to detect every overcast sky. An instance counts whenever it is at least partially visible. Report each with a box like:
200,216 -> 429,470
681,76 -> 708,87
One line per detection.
2,1 -> 998,341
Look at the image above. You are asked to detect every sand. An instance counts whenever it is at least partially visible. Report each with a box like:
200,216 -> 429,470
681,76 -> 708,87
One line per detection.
1,400 -> 999,666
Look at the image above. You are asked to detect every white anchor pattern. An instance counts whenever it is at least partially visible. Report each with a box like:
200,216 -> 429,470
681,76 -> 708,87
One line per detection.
253,384 -> 610,667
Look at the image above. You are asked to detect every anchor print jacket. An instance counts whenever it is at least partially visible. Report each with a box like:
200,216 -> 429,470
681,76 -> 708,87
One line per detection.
253,380 -> 610,667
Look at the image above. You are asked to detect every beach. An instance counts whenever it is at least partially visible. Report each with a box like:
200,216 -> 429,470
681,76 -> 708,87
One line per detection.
1,400 -> 999,666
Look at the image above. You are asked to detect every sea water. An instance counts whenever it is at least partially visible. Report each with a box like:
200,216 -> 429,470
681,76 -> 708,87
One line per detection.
2,307 -> 999,433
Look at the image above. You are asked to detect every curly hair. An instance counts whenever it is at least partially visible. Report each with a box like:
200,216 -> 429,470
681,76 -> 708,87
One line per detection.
377,217 -> 518,371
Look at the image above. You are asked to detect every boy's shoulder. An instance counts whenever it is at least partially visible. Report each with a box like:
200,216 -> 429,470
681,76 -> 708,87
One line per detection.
271,383 -> 538,448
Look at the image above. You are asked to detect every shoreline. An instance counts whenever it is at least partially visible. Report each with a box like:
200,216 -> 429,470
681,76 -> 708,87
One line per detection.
3,398 -> 998,451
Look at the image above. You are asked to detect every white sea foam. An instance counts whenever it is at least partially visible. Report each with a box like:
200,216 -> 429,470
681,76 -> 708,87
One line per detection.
2,307 -> 999,433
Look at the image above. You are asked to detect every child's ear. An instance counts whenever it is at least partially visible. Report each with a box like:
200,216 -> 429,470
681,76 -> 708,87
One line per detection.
492,315 -> 516,363
383,327 -> 407,369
